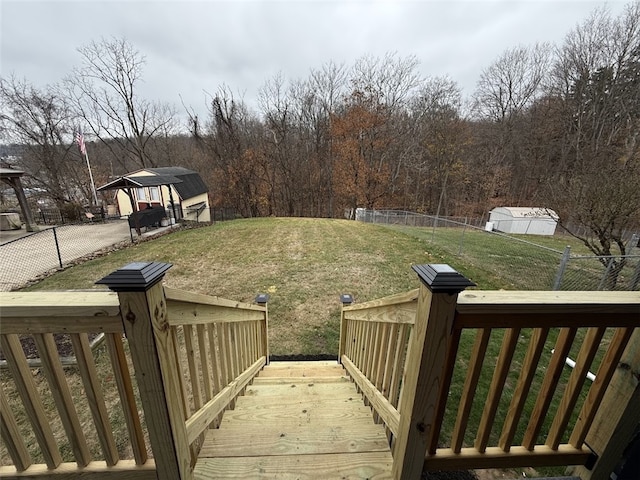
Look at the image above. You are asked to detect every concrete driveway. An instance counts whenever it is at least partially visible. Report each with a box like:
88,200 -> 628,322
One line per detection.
0,220 -> 133,291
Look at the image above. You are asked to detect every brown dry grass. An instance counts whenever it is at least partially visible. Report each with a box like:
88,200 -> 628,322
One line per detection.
23,218 -> 462,355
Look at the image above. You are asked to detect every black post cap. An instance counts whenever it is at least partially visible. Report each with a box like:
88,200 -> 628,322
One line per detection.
412,264 -> 476,293
340,293 -> 354,305
96,262 -> 172,292
255,293 -> 270,305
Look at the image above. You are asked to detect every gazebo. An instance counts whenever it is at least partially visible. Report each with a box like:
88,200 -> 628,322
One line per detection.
0,167 -> 36,232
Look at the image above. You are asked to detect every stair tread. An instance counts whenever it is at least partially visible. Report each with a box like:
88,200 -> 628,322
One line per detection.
252,375 -> 351,385
244,380 -> 355,397
200,423 -> 389,457
259,362 -> 344,378
235,392 -> 364,408
194,451 -> 393,479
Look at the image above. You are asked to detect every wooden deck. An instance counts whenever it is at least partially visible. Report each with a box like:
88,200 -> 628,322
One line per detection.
194,361 -> 393,479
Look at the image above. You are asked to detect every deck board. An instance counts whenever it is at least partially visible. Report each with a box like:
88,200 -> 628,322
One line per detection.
200,424 -> 390,457
195,361 -> 393,479
194,452 -> 393,479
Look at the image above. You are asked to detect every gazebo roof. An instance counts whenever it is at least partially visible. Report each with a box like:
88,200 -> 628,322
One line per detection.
97,174 -> 182,191
0,167 -> 26,179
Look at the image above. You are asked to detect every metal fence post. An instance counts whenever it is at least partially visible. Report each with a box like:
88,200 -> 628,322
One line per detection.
597,257 -> 615,291
52,227 -> 63,269
628,234 -> 638,255
631,258 -> 640,291
552,245 -> 571,290
458,218 -> 468,256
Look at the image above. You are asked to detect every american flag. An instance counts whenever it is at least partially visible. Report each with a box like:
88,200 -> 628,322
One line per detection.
75,129 -> 87,156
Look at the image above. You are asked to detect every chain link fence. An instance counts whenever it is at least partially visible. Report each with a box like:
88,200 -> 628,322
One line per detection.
357,209 -> 639,291
0,220 -> 132,291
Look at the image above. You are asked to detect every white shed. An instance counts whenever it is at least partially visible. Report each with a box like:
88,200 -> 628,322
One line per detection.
488,207 -> 558,236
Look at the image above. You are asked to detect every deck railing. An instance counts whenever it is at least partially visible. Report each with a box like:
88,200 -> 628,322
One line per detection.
340,264 -> 640,480
0,262 -> 269,479
0,290 -> 155,478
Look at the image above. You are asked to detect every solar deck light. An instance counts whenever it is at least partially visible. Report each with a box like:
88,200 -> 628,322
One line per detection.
255,293 -> 270,306
340,293 -> 353,305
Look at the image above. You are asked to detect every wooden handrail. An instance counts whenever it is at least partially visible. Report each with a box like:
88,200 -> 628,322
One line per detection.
0,291 -> 149,477
339,264 -> 640,480
96,262 -> 269,480
0,264 -> 270,480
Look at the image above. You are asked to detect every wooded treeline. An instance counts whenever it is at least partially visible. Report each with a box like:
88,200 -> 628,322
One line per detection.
1,3 -> 639,260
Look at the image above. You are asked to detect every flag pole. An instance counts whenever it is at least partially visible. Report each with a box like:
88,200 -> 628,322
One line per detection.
76,128 -> 99,206
84,149 -> 99,206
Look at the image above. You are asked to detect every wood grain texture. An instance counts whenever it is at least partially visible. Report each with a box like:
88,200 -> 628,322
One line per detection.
499,327 -> 549,452
342,356 -> 400,435
573,328 -> 640,480
0,334 -> 62,469
199,424 -> 389,457
104,333 -> 147,466
165,287 -> 265,311
0,460 -> 157,479
393,285 -> 460,480
0,316 -> 122,334
546,327 -> 605,450
523,327 -> 577,450
70,333 -> 118,466
34,333 -> 91,467
0,291 -> 120,317
457,290 -> 640,311
451,328 -> 491,453
195,361 -> 392,478
118,286 -> 192,479
569,327 -> 634,448
424,445 -> 591,471
185,357 -> 265,444
194,452 -> 393,479
0,386 -> 32,471
475,327 -> 521,453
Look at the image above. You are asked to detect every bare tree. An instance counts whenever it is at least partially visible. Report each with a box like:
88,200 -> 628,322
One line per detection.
65,37 -> 177,170
474,43 -> 551,122
545,3 -> 640,288
408,77 -> 469,214
0,76 -> 92,209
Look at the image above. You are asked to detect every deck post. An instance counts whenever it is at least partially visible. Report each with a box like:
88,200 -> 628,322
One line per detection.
392,264 -> 475,480
572,328 -> 640,480
97,262 -> 193,480
338,293 -> 354,363
256,293 -> 270,364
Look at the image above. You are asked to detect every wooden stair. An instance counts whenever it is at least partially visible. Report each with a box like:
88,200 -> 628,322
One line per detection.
194,361 -> 393,479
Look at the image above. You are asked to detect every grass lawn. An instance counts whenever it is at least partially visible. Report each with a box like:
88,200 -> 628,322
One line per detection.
24,218 -> 508,355
386,225 -> 606,290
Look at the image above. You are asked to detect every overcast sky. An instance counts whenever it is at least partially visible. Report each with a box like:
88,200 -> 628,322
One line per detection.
0,0 -> 631,123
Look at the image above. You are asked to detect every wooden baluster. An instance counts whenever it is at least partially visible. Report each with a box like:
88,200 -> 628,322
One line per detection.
34,332 -> 92,466
546,327 -> 606,450
0,386 -> 32,471
475,327 -> 521,453
70,332 -> 119,465
0,334 -> 61,469
523,327 -> 577,450
198,324 -> 213,403
570,327 -> 634,448
427,326 -> 462,455
183,325 -> 203,413
499,327 -> 549,452
451,328 -> 491,453
105,333 -> 147,465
